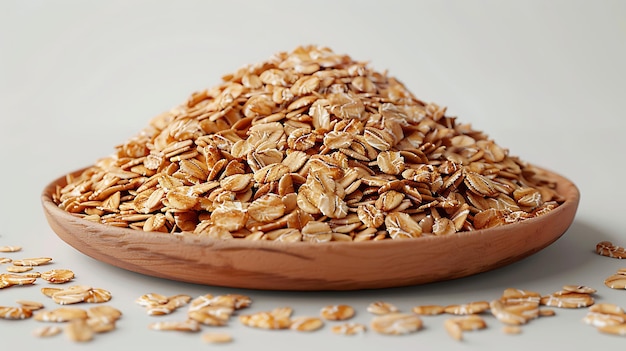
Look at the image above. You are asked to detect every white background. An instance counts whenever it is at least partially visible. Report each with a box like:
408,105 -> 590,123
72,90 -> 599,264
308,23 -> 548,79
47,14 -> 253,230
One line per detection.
1,1 -> 625,350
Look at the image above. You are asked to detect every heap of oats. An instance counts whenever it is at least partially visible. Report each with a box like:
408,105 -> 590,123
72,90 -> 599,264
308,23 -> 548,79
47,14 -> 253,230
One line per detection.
53,46 -> 562,242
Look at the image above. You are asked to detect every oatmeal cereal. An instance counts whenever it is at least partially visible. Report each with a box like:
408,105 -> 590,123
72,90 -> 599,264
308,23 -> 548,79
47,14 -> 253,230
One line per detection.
52,46 -> 562,242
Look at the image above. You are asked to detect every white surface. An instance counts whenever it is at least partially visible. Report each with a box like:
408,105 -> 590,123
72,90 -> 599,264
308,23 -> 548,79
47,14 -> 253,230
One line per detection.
1,0 -> 625,349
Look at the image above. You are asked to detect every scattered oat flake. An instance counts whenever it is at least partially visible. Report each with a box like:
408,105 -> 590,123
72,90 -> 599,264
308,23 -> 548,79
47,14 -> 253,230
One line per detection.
87,305 -> 122,323
0,273 -> 37,287
41,287 -> 64,297
539,308 -> 556,317
502,325 -> 522,335
605,273 -> 626,289
34,307 -> 88,322
136,292 -> 169,307
540,292 -> 594,308
366,301 -> 399,315
239,310 -> 291,330
444,318 -> 464,341
444,301 -> 490,315
370,313 -> 423,335
290,316 -> 324,332
596,241 -> 626,259
87,318 -> 117,333
412,305 -> 445,315
33,325 -> 62,337
84,288 -> 112,303
202,332 -> 233,344
41,269 -> 75,283
320,304 -> 355,321
149,320 -> 201,332
17,300 -> 44,310
0,257 -> 12,264
65,319 -> 94,342
6,265 -> 32,273
560,285 -> 597,294
0,306 -> 33,319
12,257 -> 52,267
598,324 -> 626,336
331,322 -> 367,335
0,246 -> 21,252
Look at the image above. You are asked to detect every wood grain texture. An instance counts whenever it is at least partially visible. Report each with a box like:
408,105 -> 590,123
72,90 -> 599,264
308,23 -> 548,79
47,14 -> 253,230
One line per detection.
41,167 -> 579,291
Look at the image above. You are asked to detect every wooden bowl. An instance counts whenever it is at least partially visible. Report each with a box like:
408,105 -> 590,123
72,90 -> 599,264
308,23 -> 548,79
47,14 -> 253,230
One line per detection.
41,166 -> 579,291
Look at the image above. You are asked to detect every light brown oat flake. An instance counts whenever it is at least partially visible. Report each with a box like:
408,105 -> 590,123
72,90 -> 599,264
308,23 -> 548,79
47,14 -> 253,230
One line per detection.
148,320 -> 201,332
0,246 -> 21,253
370,313 -> 423,335
412,304 -> 445,315
320,304 -> 355,321
12,257 -> 52,267
538,308 -> 556,317
583,312 -> 626,328
596,241 -> 626,259
605,273 -> 626,289
50,285 -> 92,305
502,325 -> 522,335
87,305 -> 122,323
444,301 -> 490,315
87,318 -> 117,333
289,316 -> 324,332
202,332 -> 233,344
188,306 -> 233,326
83,288 -> 113,303
65,320 -> 94,342
597,324 -> 626,336
560,285 -> 597,294
239,310 -> 291,330
135,292 -> 169,307
540,292 -> 594,308
0,306 -> 33,319
17,300 -> 44,310
0,257 -> 11,264
6,265 -> 32,273
444,318 -> 464,341
146,294 -> 190,315
41,287 -> 64,297
489,300 -> 534,326
32,325 -> 62,338
41,269 -> 75,283
366,301 -> 399,315
0,273 -> 37,288
331,322 -> 366,335
34,307 -> 88,322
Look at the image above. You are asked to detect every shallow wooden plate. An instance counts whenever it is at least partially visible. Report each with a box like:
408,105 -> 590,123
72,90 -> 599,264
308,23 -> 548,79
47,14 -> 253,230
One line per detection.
41,166 -> 579,291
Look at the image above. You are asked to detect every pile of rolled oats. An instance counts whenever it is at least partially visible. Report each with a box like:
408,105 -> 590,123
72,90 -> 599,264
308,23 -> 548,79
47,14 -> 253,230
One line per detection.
52,45 -> 563,241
